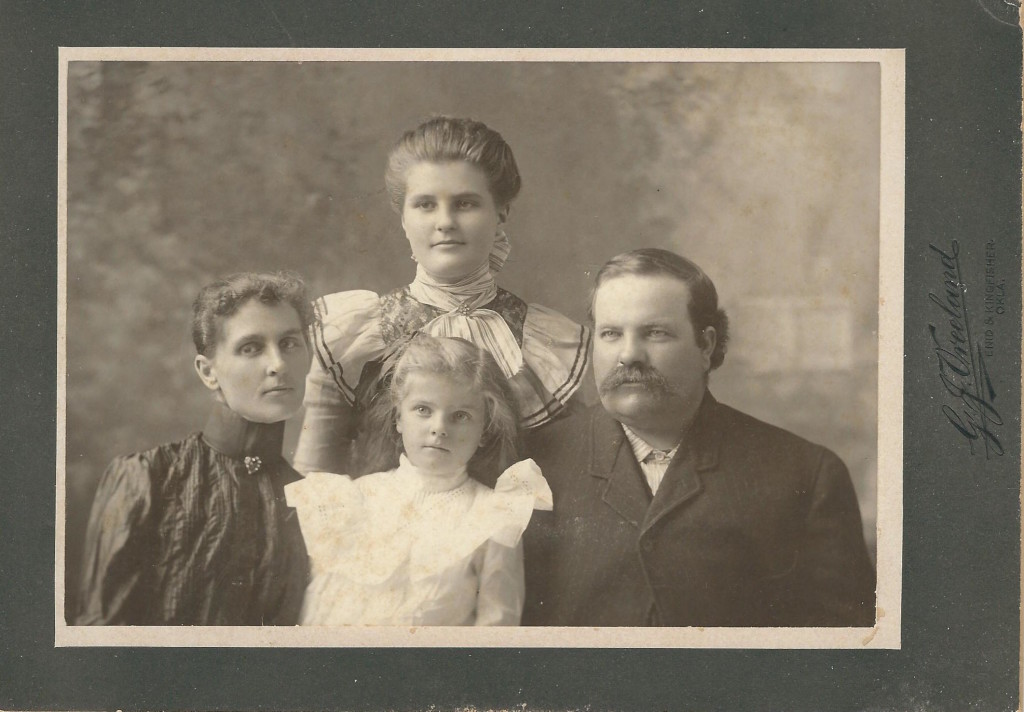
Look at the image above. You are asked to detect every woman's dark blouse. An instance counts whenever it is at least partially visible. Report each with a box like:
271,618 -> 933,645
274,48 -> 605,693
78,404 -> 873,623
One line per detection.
76,403 -> 309,625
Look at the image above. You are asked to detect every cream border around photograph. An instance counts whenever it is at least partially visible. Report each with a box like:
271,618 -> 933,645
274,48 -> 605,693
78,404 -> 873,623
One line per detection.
56,46 -> 903,649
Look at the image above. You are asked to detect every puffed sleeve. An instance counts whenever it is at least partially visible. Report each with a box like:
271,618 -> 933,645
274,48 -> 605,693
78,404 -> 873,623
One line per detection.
75,454 -> 157,625
294,290 -> 385,474
474,539 -> 524,626
518,304 -> 591,429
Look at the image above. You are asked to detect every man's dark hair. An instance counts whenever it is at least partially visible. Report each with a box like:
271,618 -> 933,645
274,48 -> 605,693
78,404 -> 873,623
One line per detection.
590,248 -> 729,370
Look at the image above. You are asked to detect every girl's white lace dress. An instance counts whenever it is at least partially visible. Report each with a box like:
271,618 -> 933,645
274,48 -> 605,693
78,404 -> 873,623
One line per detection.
285,456 -> 552,626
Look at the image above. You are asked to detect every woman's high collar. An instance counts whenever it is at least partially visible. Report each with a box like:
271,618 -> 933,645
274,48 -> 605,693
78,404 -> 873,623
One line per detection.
201,400 -> 285,461
413,261 -> 494,289
410,262 -> 498,313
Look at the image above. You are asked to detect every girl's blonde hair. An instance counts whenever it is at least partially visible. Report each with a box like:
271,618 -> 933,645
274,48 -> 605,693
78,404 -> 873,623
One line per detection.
357,335 -> 521,483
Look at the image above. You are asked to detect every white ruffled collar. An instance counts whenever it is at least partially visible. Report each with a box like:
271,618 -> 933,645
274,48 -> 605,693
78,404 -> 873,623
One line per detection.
395,453 -> 470,494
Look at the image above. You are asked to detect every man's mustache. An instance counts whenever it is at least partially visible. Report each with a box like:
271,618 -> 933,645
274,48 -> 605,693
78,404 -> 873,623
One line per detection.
598,364 -> 675,397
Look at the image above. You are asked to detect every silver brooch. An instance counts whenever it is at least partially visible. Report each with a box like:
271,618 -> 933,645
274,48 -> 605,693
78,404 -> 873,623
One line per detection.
243,456 -> 262,474
455,301 -> 474,316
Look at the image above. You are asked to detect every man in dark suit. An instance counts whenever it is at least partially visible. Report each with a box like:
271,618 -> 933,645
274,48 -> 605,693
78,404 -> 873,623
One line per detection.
523,248 -> 875,627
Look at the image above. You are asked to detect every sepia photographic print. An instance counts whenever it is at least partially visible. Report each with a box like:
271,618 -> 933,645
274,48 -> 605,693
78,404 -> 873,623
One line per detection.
2,0 -> 1019,706
56,48 -> 903,649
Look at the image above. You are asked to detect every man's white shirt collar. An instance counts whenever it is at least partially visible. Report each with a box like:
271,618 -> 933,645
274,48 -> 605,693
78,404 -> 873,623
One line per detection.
621,425 -> 680,495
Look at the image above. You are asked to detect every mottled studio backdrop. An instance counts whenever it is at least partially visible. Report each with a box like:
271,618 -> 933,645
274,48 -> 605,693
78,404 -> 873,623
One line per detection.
65,61 -> 880,618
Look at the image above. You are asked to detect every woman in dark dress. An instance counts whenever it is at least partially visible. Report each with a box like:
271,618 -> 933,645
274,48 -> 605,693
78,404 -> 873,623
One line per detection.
76,271 -> 313,625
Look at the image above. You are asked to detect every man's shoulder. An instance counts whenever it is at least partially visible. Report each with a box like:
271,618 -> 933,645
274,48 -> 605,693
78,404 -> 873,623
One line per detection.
707,398 -> 846,474
528,401 -> 608,438
711,399 -> 812,442
524,402 -> 605,461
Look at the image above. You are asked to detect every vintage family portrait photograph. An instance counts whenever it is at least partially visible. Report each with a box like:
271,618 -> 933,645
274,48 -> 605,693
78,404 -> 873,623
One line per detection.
56,48 -> 902,648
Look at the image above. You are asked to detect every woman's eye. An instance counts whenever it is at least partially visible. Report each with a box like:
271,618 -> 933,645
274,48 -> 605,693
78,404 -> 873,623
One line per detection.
281,336 -> 302,350
414,405 -> 430,416
239,342 -> 261,356
455,199 -> 477,210
453,411 -> 472,422
599,329 -> 620,340
413,200 -> 435,210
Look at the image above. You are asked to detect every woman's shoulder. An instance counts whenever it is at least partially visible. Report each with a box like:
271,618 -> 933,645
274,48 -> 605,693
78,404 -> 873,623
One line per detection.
308,290 -> 388,379
106,433 -> 203,480
314,289 -> 383,331
503,297 -> 592,429
92,433 -> 205,512
490,286 -> 590,358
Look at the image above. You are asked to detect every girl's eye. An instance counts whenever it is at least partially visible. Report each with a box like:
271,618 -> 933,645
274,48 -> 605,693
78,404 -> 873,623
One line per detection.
452,411 -> 472,422
239,342 -> 261,356
455,199 -> 477,210
413,200 -> 435,210
281,336 -> 302,350
414,405 -> 431,416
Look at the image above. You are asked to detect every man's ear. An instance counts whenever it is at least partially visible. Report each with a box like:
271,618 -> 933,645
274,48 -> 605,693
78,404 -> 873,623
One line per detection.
194,354 -> 220,392
700,326 -> 717,369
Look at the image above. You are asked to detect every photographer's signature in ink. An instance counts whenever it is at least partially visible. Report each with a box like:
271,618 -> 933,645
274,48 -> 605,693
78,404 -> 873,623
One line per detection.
928,241 -> 1003,458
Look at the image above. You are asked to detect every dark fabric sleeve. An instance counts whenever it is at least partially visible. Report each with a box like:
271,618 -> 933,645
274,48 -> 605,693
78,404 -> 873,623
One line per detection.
75,454 -> 158,625
521,508 -> 557,625
770,448 -> 877,626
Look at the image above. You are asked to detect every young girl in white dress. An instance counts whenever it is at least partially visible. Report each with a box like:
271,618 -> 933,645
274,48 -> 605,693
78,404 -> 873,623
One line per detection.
285,335 -> 552,626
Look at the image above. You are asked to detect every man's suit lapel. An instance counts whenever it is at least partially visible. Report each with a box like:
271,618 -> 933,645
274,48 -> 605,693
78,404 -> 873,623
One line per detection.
588,407 -> 650,528
641,393 -> 721,534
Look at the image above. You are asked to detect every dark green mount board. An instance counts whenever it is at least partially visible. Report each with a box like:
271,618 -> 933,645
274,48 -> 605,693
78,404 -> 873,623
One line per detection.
1,1 -> 1020,710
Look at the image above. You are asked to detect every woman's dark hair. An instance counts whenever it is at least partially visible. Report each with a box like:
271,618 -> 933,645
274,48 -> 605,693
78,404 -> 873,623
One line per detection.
384,116 -> 522,213
590,248 -> 730,370
191,271 -> 316,357
357,335 -> 521,483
